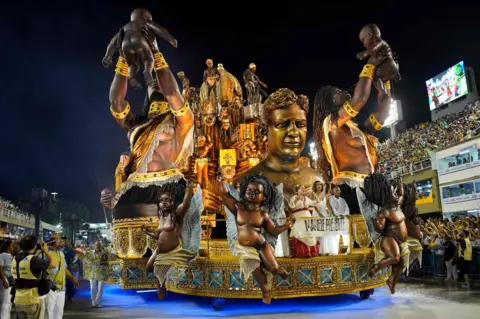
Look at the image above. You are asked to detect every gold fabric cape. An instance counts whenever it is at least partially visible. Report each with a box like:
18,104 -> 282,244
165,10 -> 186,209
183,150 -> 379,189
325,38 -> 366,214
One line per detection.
322,115 -> 378,188
118,114 -> 194,196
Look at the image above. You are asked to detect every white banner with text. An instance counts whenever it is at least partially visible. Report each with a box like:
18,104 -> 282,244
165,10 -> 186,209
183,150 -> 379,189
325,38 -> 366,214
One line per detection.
295,216 -> 350,238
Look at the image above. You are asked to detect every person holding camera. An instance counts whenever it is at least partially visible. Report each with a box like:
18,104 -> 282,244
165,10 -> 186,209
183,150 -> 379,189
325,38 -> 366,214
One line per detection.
11,236 -> 55,319
44,234 -> 79,319
0,240 -> 14,318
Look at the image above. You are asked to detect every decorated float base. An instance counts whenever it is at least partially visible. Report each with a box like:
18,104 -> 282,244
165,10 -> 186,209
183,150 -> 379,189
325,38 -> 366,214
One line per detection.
108,216 -> 389,308
111,250 -> 389,299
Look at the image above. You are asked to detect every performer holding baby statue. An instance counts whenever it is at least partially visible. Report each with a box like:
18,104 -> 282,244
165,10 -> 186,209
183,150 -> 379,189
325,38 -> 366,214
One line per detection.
220,173 -> 294,304
312,49 -> 391,238
100,9 -> 199,285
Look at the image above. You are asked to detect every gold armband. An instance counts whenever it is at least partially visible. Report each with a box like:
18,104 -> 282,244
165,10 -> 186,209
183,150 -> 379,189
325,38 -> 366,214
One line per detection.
359,64 -> 375,80
110,102 -> 131,120
148,101 -> 170,118
384,80 -> 391,90
153,52 -> 169,70
171,101 -> 190,117
342,100 -> 358,117
369,113 -> 383,131
115,56 -> 129,77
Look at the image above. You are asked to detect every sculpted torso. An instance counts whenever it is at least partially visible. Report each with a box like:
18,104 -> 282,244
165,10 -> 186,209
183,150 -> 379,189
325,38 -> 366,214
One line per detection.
122,20 -> 153,54
330,127 -> 372,175
146,121 -> 176,172
236,204 -> 265,247
156,218 -> 183,253
384,209 -> 408,244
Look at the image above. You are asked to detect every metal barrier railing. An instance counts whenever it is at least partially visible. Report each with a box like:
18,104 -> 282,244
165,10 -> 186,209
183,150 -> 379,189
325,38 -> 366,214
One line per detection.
387,159 -> 432,179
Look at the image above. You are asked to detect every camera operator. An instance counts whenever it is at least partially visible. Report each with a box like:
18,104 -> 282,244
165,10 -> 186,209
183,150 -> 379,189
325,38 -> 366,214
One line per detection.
11,236 -> 55,319
44,234 -> 79,319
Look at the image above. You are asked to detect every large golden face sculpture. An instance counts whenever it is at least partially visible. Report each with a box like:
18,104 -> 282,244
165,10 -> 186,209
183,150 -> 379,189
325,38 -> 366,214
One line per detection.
267,104 -> 307,161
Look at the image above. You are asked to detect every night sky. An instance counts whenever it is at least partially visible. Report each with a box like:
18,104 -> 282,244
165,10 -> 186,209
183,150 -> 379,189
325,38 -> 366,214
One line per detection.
1,1 -> 480,221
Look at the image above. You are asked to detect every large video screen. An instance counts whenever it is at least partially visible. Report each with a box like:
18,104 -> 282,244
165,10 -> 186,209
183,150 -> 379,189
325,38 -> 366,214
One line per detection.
426,61 -> 469,110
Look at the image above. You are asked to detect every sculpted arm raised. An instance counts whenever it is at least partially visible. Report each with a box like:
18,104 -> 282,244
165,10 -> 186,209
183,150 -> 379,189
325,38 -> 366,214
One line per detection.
176,181 -> 195,218
334,51 -> 390,129
108,56 -> 136,132
219,182 -> 238,215
102,32 -> 121,68
146,21 -> 177,48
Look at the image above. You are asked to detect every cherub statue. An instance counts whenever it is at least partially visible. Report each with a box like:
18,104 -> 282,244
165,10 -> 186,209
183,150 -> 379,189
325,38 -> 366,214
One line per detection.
102,8 -> 178,90
356,24 -> 400,94
220,173 -> 295,304
357,173 -> 409,294
141,181 -> 203,300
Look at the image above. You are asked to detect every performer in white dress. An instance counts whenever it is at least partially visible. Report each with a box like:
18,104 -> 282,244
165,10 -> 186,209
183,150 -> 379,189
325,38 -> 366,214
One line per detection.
311,182 -> 338,255
288,185 -> 319,257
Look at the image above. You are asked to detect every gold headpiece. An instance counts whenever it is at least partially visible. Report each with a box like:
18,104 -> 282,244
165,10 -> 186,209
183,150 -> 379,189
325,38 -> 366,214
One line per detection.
217,63 -> 224,70
249,63 -> 256,69
177,71 -> 185,77
148,101 -> 170,119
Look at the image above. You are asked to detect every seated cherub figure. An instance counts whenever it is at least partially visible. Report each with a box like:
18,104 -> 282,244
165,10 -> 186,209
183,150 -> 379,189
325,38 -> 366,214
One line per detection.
220,173 -> 295,304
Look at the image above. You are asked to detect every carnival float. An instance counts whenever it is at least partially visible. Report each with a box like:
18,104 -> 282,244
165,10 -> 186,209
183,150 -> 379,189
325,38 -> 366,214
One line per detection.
99,9 -> 422,309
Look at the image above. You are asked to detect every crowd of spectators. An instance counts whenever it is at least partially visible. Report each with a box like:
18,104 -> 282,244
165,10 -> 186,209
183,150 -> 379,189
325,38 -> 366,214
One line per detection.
0,197 -> 35,230
419,214 -> 479,288
378,99 -> 480,176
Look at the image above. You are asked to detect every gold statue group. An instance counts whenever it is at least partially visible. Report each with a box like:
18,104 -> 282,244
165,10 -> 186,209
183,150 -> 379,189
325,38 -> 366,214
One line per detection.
100,8 -> 422,304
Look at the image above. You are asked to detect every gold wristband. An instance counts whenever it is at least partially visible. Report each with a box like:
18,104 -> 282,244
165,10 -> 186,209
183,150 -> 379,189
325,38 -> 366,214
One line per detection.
359,64 -> 375,80
171,101 -> 190,117
110,102 -> 130,120
384,80 -> 391,90
342,100 -> 358,117
153,52 -> 169,71
369,113 -> 383,130
114,56 -> 129,77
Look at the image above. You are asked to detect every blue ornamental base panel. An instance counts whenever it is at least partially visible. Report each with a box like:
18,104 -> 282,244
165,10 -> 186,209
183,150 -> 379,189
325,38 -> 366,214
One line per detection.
164,254 -> 390,299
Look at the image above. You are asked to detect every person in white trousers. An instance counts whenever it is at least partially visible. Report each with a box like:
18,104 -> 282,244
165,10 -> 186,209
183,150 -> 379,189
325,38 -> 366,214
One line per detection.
44,234 -> 79,319
85,241 -> 109,308
0,240 -> 14,319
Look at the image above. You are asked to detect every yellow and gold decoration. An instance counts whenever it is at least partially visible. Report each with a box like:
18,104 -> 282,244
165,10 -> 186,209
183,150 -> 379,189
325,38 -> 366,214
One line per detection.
107,57 -> 388,304
115,56 -> 129,77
